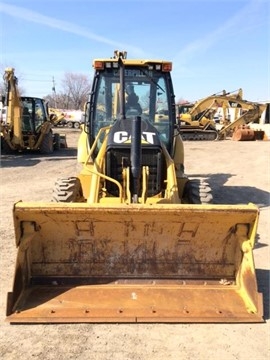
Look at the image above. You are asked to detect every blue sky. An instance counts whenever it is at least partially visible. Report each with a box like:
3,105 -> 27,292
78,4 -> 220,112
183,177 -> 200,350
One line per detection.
0,0 -> 269,102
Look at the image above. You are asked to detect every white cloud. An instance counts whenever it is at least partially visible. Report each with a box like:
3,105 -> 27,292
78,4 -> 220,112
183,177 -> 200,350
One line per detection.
172,0 -> 264,66
0,2 -> 146,57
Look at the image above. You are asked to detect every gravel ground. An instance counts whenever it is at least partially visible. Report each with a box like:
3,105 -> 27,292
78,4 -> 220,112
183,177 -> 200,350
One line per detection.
0,129 -> 269,360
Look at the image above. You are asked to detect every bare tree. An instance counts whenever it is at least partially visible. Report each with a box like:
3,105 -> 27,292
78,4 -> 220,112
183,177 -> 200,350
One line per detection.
43,93 -> 69,110
176,97 -> 191,105
61,72 -> 91,110
0,65 -> 91,110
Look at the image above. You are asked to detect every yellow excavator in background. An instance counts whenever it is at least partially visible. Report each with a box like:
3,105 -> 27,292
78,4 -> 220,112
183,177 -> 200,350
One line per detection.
217,100 -> 266,140
6,51 -> 263,323
0,68 -> 66,153
247,102 -> 270,140
176,89 -> 243,140
177,89 -> 266,141
48,107 -> 66,126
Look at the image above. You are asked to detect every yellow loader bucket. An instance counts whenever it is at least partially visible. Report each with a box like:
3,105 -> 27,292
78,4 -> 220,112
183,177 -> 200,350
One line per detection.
6,202 -> 263,323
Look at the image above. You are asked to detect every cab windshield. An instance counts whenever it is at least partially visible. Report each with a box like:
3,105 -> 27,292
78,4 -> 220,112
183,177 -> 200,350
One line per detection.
21,97 -> 47,132
91,66 -> 174,150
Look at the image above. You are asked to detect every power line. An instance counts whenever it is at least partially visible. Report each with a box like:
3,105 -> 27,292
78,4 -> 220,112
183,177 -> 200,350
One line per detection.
21,78 -> 52,82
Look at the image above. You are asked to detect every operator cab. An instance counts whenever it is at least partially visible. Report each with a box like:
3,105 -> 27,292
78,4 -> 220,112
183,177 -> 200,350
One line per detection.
83,54 -> 178,198
21,97 -> 49,133
85,56 -> 177,156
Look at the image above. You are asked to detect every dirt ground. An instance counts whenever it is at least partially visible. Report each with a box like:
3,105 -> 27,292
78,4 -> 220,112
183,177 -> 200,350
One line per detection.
0,129 -> 269,360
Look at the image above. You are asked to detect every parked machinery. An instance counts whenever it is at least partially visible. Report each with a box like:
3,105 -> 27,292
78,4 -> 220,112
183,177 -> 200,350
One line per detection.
177,89 -> 266,141
236,102 -> 270,140
0,68 -> 66,153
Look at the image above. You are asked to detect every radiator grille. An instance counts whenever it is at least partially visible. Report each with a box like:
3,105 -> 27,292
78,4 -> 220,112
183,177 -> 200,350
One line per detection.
106,148 -> 166,197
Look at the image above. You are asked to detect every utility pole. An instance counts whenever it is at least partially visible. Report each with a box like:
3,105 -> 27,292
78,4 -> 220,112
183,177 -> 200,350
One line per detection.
52,76 -> 57,107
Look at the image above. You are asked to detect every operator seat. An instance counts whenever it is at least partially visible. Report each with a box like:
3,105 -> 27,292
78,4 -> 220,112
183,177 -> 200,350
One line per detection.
126,93 -> 142,115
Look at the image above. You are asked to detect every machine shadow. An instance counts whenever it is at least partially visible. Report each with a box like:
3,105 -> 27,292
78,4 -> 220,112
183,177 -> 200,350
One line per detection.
0,147 -> 78,168
189,173 -> 270,207
256,269 -> 270,320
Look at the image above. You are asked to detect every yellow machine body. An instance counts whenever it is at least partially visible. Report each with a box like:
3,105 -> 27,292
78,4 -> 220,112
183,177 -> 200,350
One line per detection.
1,68 -> 66,153
6,52 -> 263,323
7,202 -> 262,323
177,89 -> 266,141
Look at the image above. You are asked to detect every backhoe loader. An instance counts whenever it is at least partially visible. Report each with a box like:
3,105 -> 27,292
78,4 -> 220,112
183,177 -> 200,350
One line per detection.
6,51 -> 263,323
0,68 -> 66,153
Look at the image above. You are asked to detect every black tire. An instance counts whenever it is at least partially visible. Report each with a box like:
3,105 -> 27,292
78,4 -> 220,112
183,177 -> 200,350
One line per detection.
182,178 -> 213,204
1,137 -> 14,154
67,121 -> 74,129
53,133 -> 61,151
52,177 -> 85,202
40,132 -> 54,154
73,122 -> 81,129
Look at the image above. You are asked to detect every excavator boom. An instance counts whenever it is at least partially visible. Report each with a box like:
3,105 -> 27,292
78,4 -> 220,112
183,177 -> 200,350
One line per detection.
177,89 -> 266,141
